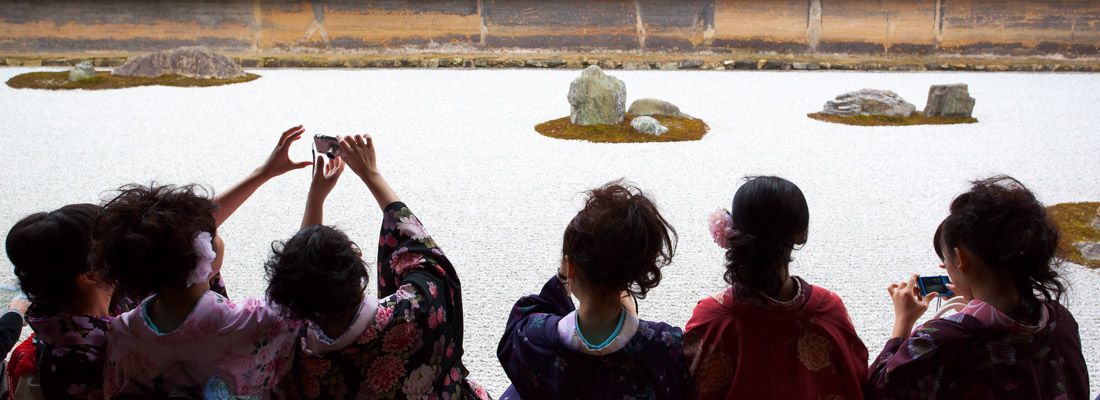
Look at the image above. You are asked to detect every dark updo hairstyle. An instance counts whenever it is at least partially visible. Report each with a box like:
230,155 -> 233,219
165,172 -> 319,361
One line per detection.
93,184 -> 217,299
724,176 -> 809,296
265,225 -> 367,322
6,204 -> 102,316
562,180 -> 677,299
933,176 -> 1064,302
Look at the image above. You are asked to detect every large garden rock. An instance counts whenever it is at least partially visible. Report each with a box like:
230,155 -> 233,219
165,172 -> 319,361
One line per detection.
924,84 -> 976,117
822,89 -> 916,117
114,46 -> 245,79
630,116 -> 667,136
67,60 -> 97,82
568,65 -> 626,126
628,98 -> 691,119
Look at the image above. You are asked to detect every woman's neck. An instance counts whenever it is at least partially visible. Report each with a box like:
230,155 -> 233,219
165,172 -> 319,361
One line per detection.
576,292 -> 624,346
149,283 -> 209,333
319,301 -> 362,339
62,296 -> 111,318
970,279 -> 1023,315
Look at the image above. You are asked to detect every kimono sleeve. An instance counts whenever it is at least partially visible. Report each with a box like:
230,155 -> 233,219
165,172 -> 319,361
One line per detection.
0,310 -> 23,357
682,297 -> 736,399
496,276 -> 575,398
866,320 -> 960,399
376,202 -> 452,298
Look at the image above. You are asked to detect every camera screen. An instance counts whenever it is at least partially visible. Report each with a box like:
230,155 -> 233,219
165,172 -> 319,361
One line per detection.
920,277 -> 948,294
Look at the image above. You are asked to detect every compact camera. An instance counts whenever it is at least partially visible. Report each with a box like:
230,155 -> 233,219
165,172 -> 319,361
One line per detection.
314,135 -> 340,159
917,275 -> 954,298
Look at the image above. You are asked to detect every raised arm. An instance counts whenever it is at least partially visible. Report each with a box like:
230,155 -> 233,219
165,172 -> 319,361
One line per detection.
212,125 -> 313,226
302,155 -> 345,228
338,134 -> 399,210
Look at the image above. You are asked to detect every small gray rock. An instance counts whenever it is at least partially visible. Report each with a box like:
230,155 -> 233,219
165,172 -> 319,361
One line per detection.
924,84 -> 976,117
1075,242 -> 1100,261
628,98 -> 690,119
621,61 -> 651,70
630,116 -> 667,136
655,62 -> 679,70
1092,207 -> 1100,230
568,65 -> 626,126
822,89 -> 916,117
67,60 -> 97,82
114,46 -> 244,79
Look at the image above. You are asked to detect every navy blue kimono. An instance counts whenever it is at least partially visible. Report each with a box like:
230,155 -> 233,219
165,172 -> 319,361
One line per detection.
497,276 -> 691,400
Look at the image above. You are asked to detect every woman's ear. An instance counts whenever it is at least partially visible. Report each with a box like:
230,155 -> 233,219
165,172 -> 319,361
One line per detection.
563,256 -> 577,281
953,246 -> 970,273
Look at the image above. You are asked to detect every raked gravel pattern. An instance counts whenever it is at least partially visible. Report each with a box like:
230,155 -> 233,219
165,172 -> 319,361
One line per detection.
1,68 -> 1098,395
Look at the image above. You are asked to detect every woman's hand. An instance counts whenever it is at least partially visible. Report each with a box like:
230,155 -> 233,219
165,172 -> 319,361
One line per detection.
256,125 -> 313,179
888,274 -> 938,339
309,155 -> 345,200
339,134 -> 399,210
338,134 -> 380,179
213,125 -> 312,227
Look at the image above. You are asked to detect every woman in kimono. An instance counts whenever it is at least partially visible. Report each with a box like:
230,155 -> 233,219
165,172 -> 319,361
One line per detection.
95,126 -> 315,397
683,176 -> 868,400
265,134 -> 489,399
869,176 -> 1089,399
497,181 -> 691,400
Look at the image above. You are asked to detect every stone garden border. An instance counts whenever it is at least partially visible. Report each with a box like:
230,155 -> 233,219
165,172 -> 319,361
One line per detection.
6,71 -> 260,90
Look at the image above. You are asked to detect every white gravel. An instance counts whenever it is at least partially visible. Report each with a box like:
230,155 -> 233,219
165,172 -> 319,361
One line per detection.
0,68 -> 1097,396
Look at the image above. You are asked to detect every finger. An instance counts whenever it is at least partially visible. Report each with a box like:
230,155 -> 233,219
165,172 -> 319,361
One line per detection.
355,135 -> 366,146
292,160 -> 312,170
280,128 -> 306,148
280,125 -> 304,145
313,156 -> 324,177
921,292 -> 938,305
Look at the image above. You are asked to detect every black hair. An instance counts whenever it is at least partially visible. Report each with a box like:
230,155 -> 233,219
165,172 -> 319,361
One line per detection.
93,184 -> 217,299
6,204 -> 102,316
562,180 -> 677,299
265,225 -> 368,322
724,176 -> 809,296
934,175 -> 1064,302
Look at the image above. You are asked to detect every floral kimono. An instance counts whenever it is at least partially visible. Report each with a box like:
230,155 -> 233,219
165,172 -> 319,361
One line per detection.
683,277 -> 869,400
5,275 -> 227,399
284,202 -> 489,399
497,276 -> 692,400
104,291 -> 300,398
868,299 -> 1089,400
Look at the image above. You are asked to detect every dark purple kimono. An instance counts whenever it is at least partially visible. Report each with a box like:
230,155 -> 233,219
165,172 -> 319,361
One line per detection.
868,299 -> 1089,400
497,277 -> 691,400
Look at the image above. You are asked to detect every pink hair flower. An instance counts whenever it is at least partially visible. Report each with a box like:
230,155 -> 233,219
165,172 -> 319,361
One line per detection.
708,209 -> 738,249
187,231 -> 217,288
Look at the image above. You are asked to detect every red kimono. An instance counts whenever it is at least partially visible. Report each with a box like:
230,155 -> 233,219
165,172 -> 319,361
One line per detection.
684,277 -> 869,400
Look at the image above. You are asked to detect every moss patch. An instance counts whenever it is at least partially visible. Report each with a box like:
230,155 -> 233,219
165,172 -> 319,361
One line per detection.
1047,202 -> 1100,268
807,112 -> 977,126
535,113 -> 708,143
6,71 -> 259,90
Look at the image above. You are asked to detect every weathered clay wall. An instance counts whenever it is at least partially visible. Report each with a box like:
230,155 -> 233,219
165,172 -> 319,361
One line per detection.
1,0 -> 1098,56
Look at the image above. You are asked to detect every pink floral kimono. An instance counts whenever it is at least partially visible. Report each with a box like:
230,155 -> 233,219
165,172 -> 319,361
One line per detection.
104,293 -> 300,398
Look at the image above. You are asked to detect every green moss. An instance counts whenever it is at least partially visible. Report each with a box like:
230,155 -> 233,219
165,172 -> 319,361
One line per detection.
807,112 -> 977,126
1047,202 -> 1100,268
6,71 -> 259,90
535,113 -> 708,143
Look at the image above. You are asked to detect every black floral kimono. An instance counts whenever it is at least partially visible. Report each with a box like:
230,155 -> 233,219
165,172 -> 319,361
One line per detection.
285,202 -> 489,399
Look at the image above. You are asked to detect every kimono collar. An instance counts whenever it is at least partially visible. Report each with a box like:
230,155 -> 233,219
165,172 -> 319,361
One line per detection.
557,309 -> 640,356
305,296 -> 379,354
725,276 -> 810,311
951,299 -> 1050,335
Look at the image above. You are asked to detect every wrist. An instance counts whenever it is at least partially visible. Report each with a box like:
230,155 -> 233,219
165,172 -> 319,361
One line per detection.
251,167 -> 276,182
